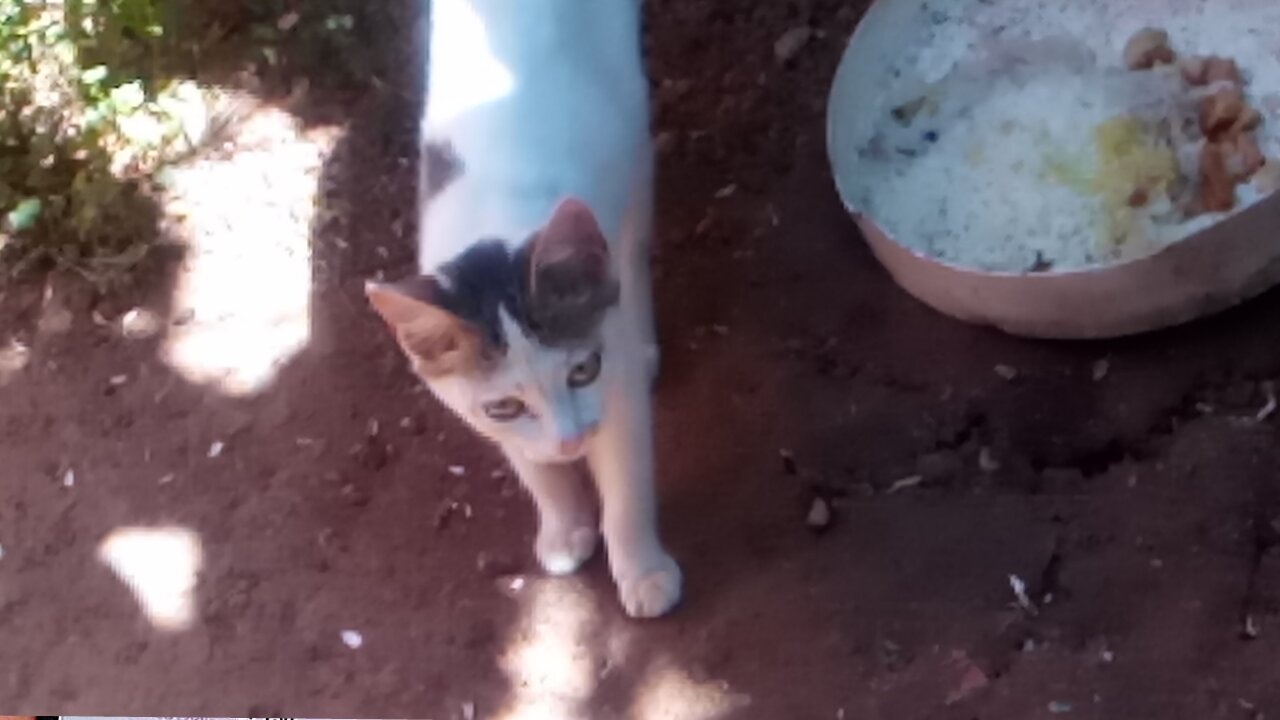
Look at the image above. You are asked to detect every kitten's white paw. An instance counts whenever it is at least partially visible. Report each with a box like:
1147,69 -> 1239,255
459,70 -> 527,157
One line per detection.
536,525 -> 600,576
615,553 -> 682,619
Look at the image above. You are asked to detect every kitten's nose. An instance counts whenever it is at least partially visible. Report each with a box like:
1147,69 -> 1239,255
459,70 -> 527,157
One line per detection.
558,437 -> 585,456
556,424 -> 598,456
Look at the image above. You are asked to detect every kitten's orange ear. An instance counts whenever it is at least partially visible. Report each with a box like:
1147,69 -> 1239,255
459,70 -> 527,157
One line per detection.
365,275 -> 451,327
365,277 -> 490,376
525,198 -> 619,342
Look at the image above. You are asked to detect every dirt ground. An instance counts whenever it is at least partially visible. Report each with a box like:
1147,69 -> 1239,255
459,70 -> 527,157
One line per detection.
5,1 -> 1280,718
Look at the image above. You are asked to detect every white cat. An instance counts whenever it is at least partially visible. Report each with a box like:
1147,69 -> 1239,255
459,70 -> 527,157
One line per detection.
365,0 -> 681,618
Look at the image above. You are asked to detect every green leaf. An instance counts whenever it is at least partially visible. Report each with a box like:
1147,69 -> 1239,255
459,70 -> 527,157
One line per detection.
6,197 -> 42,231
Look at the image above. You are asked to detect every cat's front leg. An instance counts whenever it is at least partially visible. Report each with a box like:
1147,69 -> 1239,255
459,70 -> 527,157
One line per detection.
587,362 -> 682,618
505,452 -> 600,576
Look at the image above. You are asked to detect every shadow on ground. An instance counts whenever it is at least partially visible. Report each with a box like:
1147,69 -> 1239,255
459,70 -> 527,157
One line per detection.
4,1 -> 1280,718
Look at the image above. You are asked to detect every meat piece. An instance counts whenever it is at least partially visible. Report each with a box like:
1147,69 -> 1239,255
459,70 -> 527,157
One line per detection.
1199,86 -> 1246,138
1204,56 -> 1243,86
1127,187 -> 1150,208
1224,132 -> 1266,181
1124,27 -> 1177,70
1181,55 -> 1243,87
1199,141 -> 1237,212
1231,105 -> 1263,135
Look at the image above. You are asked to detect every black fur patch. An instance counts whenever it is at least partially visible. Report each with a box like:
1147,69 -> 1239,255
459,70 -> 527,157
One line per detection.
432,239 -> 618,351
422,139 -> 463,203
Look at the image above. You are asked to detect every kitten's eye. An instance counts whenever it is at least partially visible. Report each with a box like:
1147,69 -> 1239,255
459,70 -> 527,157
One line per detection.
567,350 -> 602,388
483,397 -> 527,421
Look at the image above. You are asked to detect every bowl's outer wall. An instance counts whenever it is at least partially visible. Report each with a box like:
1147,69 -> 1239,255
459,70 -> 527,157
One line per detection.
826,0 -> 1280,339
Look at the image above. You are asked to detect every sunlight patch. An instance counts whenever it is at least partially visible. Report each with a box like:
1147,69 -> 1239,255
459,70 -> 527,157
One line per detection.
98,526 -> 203,632
425,0 -> 516,127
494,579 -> 599,720
159,100 -> 339,396
631,659 -> 752,720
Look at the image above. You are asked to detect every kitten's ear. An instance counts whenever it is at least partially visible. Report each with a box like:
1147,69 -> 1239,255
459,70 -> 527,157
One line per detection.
526,198 -> 620,341
365,276 -> 490,376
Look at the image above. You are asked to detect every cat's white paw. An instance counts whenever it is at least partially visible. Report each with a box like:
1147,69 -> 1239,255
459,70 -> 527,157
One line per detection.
536,525 -> 600,576
615,553 -> 682,619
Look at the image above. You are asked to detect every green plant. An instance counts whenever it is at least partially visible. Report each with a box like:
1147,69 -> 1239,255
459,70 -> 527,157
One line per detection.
0,0 -> 205,280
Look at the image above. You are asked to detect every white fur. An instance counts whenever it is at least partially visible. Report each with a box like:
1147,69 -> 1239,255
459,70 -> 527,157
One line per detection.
418,0 -> 680,618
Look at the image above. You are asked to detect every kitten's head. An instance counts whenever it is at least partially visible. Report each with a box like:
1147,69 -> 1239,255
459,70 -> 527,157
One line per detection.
367,198 -> 619,464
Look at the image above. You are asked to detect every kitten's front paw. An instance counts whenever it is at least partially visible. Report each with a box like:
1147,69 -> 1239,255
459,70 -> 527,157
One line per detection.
535,524 -> 600,576
615,553 -> 682,619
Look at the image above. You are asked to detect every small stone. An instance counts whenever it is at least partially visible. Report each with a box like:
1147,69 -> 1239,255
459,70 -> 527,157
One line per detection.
945,662 -> 990,705
806,497 -> 832,532
120,308 -> 161,340
1091,358 -> 1110,381
978,446 -> 1001,473
208,441 -> 225,458
340,630 -> 363,649
158,473 -> 176,485
774,26 -> 814,63
277,10 -> 300,30
994,364 -> 1019,381
62,468 -> 76,487
886,475 -> 924,494
448,465 -> 467,477
109,374 -> 129,386
496,574 -> 527,598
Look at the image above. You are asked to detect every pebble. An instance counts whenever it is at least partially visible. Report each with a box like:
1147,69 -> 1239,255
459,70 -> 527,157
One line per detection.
774,26 -> 814,63
994,364 -> 1019,381
806,497 -> 832,532
340,629 -> 363,649
120,308 -> 161,340
1091,358 -> 1111,381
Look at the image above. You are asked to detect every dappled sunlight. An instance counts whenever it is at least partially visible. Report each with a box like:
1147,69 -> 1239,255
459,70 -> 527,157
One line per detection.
426,0 -> 516,126
159,98 -> 341,396
494,578 -> 600,720
492,577 -> 751,718
0,338 -> 30,386
97,526 -> 203,632
631,657 -> 753,720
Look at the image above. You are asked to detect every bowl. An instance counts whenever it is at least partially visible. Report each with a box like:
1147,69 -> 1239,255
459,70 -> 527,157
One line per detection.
826,0 -> 1280,339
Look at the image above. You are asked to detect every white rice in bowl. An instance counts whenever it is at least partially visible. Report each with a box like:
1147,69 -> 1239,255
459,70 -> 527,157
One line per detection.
846,0 -> 1280,273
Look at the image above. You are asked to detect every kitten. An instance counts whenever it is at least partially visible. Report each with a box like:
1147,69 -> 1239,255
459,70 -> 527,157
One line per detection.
365,0 -> 681,618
